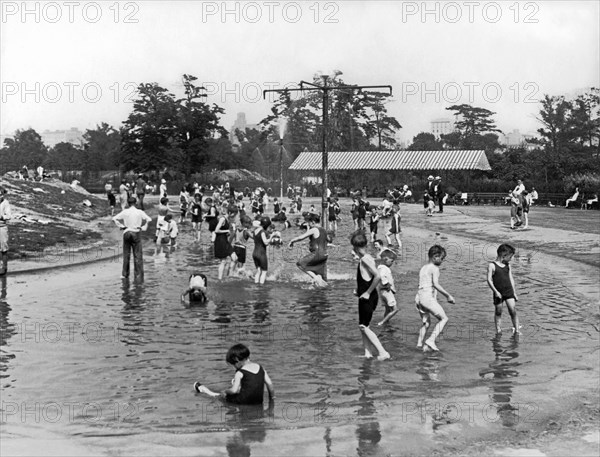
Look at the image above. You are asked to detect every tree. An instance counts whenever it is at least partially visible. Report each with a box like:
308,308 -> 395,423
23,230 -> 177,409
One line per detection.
45,142 -> 84,175
121,82 -> 179,173
0,128 -> 48,172
82,123 -> 121,171
261,73 -> 402,156
175,74 -> 229,175
446,104 -> 502,137
408,132 -> 443,150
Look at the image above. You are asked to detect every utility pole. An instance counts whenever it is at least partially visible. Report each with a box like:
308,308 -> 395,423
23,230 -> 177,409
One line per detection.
264,73 -> 392,223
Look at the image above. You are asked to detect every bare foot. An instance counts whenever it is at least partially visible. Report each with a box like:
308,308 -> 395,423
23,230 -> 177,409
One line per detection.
364,350 -> 373,359
424,340 -> 439,351
416,342 -> 423,348
377,352 -> 391,361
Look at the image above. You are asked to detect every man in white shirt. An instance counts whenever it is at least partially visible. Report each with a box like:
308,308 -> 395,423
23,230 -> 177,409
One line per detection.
513,179 -> 525,195
0,187 -> 12,275
112,196 -> 152,281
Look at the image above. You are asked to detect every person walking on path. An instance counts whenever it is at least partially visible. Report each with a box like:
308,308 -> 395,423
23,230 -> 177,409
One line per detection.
434,176 -> 444,213
119,179 -> 129,211
112,196 -> 152,282
0,187 -> 12,276
135,174 -> 147,210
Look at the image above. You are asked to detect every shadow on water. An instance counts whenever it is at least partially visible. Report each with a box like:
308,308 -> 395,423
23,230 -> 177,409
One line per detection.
479,334 -> 521,428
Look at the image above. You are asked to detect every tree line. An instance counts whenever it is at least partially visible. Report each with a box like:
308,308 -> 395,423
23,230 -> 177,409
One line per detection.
1,72 -> 597,194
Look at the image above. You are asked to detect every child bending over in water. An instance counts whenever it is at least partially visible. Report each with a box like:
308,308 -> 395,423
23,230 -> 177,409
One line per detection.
181,273 -> 208,304
487,243 -> 520,335
415,245 -> 455,352
193,343 -> 275,405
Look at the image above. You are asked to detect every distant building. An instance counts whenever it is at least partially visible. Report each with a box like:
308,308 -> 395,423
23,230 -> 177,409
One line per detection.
430,118 -> 454,138
500,129 -> 536,149
40,127 -> 84,147
229,113 -> 258,147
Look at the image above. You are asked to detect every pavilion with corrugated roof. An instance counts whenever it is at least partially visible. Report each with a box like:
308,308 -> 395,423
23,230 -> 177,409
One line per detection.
289,150 -> 491,171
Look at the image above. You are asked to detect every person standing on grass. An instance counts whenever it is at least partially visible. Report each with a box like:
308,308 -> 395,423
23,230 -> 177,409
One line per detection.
112,196 -> 152,281
135,174 -> 147,210
0,187 -> 12,276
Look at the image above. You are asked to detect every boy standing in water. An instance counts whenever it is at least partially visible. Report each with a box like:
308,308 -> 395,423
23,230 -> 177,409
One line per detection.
487,243 -> 520,335
416,245 -> 455,352
351,230 -> 390,360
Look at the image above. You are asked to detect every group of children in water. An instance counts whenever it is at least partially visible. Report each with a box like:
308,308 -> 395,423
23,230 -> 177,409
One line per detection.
186,191 -> 522,404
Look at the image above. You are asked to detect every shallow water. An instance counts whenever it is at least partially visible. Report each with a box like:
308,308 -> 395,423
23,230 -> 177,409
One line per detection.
1,204 -> 598,455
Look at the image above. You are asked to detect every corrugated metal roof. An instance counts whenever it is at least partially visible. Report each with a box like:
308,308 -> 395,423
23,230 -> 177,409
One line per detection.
289,150 -> 491,171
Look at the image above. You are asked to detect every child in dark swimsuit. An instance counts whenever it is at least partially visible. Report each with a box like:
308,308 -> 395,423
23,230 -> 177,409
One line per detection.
252,216 -> 273,285
288,213 -> 328,287
194,343 -> 275,405
351,230 -> 390,360
487,243 -> 520,334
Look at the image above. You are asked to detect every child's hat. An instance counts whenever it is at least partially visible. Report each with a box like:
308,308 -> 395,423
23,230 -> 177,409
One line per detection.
428,175 -> 434,180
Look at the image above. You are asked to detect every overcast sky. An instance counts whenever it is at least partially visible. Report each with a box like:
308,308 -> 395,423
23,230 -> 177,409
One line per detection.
1,0 -> 598,143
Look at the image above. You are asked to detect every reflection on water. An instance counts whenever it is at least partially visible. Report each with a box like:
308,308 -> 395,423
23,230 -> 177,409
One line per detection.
0,210 -> 598,454
0,275 -> 16,381
355,360 -> 382,457
479,334 -> 521,428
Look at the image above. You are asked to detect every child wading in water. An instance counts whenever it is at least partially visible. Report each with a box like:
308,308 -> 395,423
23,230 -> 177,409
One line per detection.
415,245 -> 455,352
351,230 -> 390,360
194,343 -> 275,405
487,243 -> 520,334
252,216 -> 274,284
377,249 -> 399,326
213,206 -> 237,280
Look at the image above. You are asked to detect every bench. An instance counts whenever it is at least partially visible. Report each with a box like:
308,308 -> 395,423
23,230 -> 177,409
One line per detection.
472,192 -> 506,205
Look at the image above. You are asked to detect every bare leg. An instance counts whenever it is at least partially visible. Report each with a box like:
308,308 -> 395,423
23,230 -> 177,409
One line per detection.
378,307 -> 398,326
505,298 -> 520,333
218,259 -> 227,280
360,325 -> 390,360
254,268 -> 262,284
385,233 -> 392,246
395,233 -> 402,249
417,314 -> 430,347
425,311 -> 448,351
494,302 -> 503,333
305,271 -> 327,287
259,270 -> 268,284
523,213 -> 529,228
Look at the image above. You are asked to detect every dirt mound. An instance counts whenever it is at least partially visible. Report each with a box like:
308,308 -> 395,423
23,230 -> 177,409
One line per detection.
0,177 -> 110,260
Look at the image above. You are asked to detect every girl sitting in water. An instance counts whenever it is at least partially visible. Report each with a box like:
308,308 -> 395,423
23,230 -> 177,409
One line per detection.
193,343 -> 275,405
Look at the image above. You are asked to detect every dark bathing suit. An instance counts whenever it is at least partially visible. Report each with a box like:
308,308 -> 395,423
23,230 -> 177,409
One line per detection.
491,262 -> 515,304
214,218 -> 232,259
357,259 -> 378,326
253,228 -> 268,270
297,226 -> 328,280
226,365 -> 265,405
